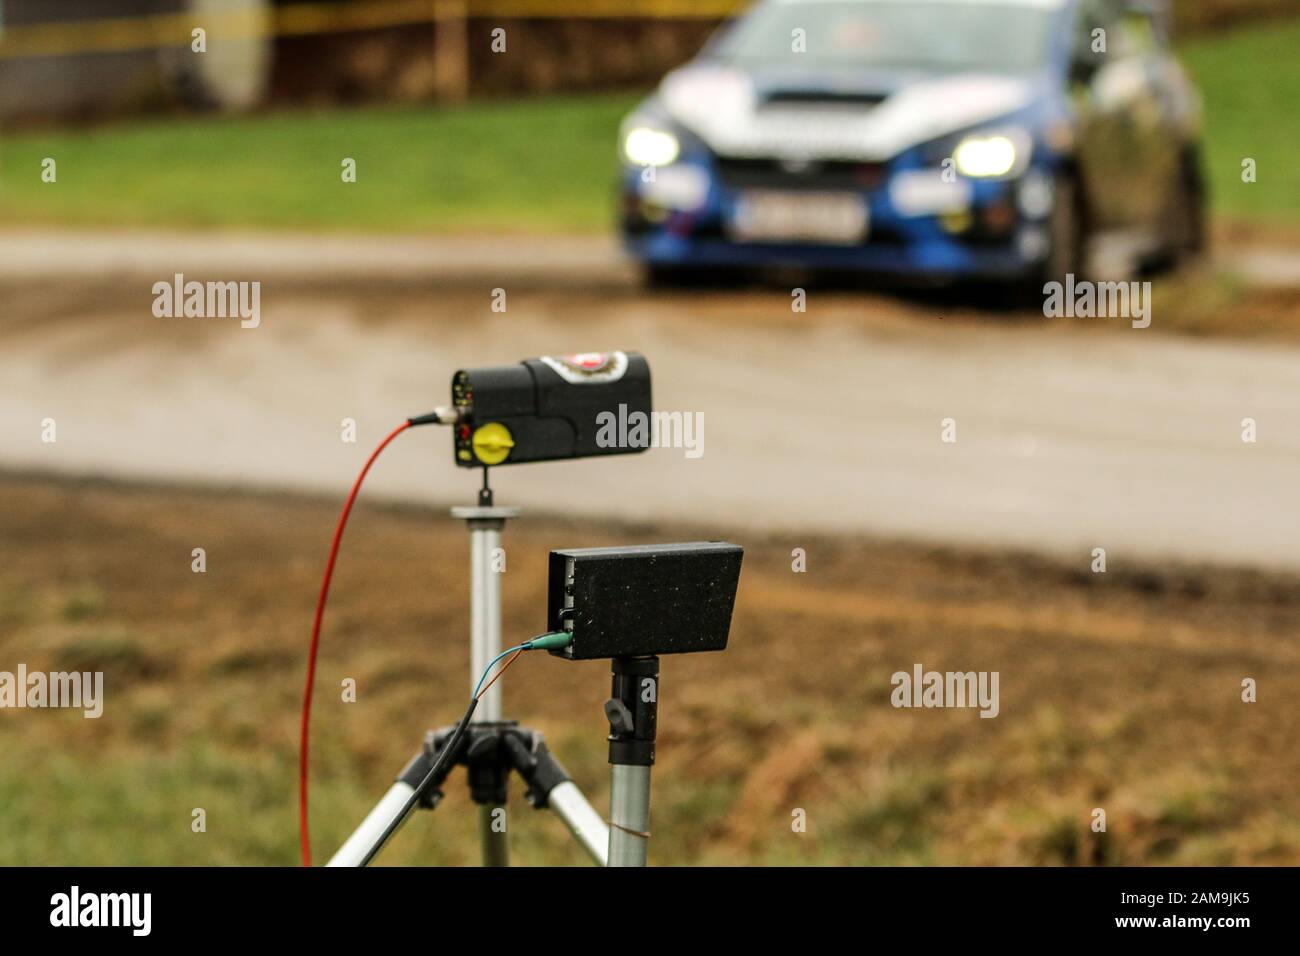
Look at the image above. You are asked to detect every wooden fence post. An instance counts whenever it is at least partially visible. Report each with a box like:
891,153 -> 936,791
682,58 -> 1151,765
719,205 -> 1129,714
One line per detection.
433,0 -> 469,102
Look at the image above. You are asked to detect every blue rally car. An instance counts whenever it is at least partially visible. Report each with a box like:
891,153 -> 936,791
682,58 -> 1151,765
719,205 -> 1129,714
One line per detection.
618,0 -> 1205,291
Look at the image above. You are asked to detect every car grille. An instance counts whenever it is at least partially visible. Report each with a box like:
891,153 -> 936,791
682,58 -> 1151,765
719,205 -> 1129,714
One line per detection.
715,157 -> 887,192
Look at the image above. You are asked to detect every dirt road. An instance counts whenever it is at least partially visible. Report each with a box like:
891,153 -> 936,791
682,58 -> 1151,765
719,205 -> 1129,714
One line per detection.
2,230 -> 1299,571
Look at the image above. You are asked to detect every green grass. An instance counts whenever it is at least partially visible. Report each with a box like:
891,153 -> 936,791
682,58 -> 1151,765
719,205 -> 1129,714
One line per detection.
5,475 -> 1300,866
1180,17 -> 1300,224
0,93 -> 639,233
0,18 -> 1295,233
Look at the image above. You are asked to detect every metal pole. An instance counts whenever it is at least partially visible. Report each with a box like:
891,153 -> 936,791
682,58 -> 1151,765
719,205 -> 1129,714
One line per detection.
605,656 -> 658,867
477,804 -> 509,867
467,517 -> 504,723
451,504 -> 518,867
608,765 -> 652,867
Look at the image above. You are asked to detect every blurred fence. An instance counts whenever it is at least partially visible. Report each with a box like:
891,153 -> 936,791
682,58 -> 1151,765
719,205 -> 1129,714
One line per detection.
0,0 -> 744,58
0,0 -> 1294,123
0,0 -> 742,121
1,0 -> 1291,59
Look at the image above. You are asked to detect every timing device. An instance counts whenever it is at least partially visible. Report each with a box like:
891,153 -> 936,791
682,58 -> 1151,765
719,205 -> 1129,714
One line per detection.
320,350 -> 744,869
450,351 -> 652,468
546,542 -> 744,660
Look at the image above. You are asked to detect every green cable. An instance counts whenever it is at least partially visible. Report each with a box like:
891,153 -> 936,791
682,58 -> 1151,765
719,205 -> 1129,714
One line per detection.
526,631 -> 573,651
472,631 -> 571,698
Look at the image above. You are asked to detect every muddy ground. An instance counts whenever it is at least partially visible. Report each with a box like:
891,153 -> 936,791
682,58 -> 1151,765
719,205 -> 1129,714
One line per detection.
3,226 -> 1299,864
1,472 -> 1297,865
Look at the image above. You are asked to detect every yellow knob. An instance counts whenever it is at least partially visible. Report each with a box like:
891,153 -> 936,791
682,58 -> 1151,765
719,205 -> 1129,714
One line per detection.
471,422 -> 515,465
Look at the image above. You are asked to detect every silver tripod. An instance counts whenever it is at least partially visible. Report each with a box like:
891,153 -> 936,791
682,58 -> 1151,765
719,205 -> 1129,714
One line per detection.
327,484 -> 653,868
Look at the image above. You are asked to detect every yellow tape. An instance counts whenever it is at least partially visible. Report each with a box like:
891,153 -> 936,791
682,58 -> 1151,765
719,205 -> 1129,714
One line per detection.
0,0 -> 747,60
468,0 -> 744,16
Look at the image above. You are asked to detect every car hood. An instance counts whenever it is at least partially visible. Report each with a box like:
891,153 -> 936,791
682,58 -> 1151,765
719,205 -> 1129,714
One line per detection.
658,63 -> 1041,162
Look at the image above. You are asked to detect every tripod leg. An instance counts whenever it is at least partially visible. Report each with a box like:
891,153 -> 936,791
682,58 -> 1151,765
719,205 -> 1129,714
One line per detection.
547,781 -> 610,866
501,730 -> 609,866
326,744 -> 453,867
326,781 -> 418,867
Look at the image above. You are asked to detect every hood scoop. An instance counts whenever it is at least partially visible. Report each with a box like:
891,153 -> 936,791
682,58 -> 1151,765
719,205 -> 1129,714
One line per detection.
760,90 -> 889,111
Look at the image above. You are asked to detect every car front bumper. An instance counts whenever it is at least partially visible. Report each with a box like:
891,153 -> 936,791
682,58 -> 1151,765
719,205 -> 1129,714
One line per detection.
619,159 -> 1055,281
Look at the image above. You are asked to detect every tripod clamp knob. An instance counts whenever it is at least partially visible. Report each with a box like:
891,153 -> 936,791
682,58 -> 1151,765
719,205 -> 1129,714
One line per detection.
604,698 -> 635,735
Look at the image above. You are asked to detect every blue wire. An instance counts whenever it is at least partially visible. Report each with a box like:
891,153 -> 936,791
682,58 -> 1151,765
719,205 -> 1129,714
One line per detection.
473,642 -> 531,698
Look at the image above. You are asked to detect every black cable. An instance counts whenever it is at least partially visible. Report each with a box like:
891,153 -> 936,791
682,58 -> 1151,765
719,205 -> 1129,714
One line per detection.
358,696 -> 478,867
353,633 -> 568,864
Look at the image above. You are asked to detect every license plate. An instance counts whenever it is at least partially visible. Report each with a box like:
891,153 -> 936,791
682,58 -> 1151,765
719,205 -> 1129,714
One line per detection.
728,190 -> 868,245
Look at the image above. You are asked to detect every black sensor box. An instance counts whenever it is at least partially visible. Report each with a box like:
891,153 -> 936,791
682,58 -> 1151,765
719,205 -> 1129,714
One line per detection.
451,351 -> 652,468
546,542 -> 743,660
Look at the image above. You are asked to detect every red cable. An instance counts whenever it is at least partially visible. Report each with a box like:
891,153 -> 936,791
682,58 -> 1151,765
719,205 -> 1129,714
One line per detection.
299,420 -> 412,867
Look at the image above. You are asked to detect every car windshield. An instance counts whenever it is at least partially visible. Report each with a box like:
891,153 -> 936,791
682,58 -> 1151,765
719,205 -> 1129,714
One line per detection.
710,0 -> 1062,75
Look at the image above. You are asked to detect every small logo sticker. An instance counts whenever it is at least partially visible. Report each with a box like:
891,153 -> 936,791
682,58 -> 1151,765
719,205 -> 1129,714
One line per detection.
540,351 -> 629,384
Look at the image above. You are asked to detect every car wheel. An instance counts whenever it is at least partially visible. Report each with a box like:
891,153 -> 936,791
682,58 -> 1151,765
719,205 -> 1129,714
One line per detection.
1138,147 -> 1206,277
1042,172 -> 1086,284
1015,171 -> 1086,307
1150,146 -> 1207,272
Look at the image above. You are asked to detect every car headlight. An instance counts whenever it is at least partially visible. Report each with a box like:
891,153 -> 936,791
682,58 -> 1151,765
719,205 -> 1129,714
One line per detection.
952,132 -> 1025,179
623,126 -> 681,167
